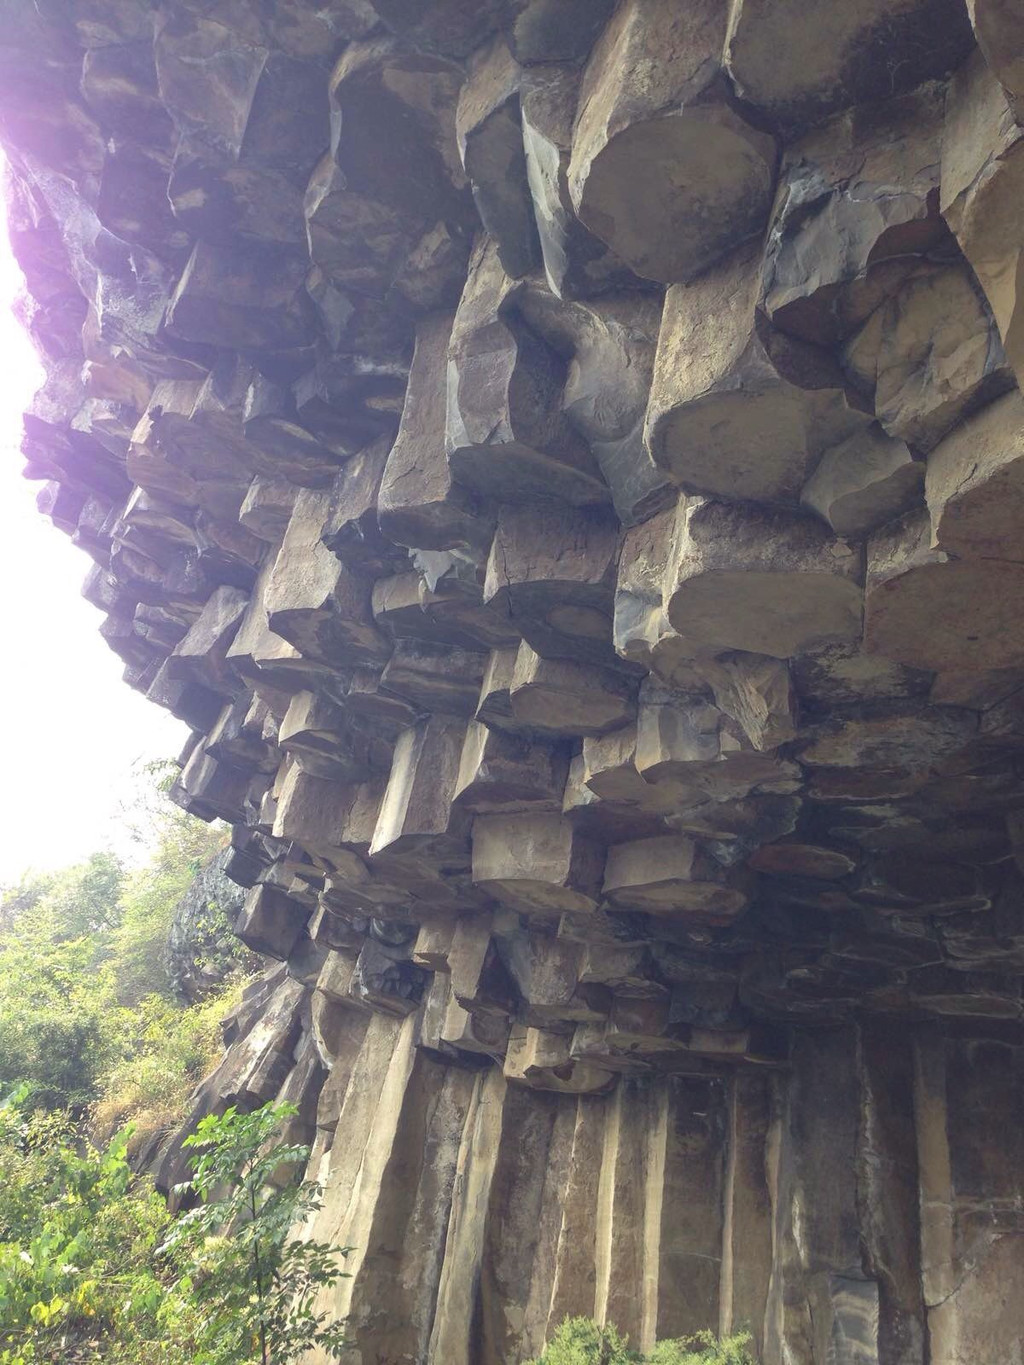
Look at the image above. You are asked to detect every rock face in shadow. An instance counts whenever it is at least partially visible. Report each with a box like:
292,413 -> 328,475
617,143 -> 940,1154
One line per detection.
4,2 -> 1024,1362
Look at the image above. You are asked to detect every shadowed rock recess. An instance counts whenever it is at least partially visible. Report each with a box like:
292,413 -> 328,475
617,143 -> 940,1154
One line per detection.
5,1 -> 1024,1360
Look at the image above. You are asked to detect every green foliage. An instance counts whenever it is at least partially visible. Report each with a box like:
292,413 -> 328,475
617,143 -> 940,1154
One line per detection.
92,980 -> 250,1155
0,770 -> 340,1363
529,1319 -> 756,1365
0,854 -> 126,1110
161,1103 -> 351,1365
0,1088 -> 174,1365
646,1332 -> 757,1365
0,797 -> 229,1116
528,1317 -> 641,1364
0,1095 -> 351,1365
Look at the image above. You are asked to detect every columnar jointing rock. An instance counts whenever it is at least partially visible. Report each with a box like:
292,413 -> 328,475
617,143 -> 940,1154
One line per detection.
5,1 -> 1024,1361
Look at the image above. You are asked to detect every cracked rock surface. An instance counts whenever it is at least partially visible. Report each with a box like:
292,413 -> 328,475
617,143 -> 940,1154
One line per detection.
4,1 -> 1024,1360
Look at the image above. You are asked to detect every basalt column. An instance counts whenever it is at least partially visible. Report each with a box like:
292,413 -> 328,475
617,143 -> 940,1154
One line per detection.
4,1 -> 1024,1362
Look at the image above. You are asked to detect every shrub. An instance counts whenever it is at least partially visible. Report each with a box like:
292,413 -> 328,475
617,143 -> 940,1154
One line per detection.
0,1088 -> 173,1365
92,977 -> 251,1156
647,1331 -> 756,1365
0,1095 -> 352,1365
529,1319 -> 756,1365
528,1317 -> 640,1364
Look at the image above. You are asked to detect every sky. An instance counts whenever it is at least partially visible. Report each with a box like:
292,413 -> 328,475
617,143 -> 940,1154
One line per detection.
0,171 -> 187,884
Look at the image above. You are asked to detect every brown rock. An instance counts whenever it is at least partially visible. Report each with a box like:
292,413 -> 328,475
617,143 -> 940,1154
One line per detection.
801,424 -> 923,537
369,0 -> 511,58
307,38 -> 470,299
865,509 -> 1024,672
941,51 -> 1024,388
446,238 -> 609,507
602,835 -> 751,921
369,716 -> 468,860
505,1026 -> 615,1094
725,0 -> 974,136
323,436 -> 407,578
664,498 -> 864,660
926,389 -> 1024,560
508,0 -> 615,65
968,0 -> 1024,102
760,87 -> 947,348
508,642 -> 637,738
519,64 -> 640,301
264,487 -> 388,668
843,263 -> 1013,453
165,241 -> 313,352
697,654 -> 797,753
747,842 -> 857,880
242,376 -> 345,489
518,283 -> 671,525
483,504 -> 619,665
236,882 -> 309,960
472,813 -> 604,915
378,313 -> 491,552
568,0 -> 776,284
647,248 -> 867,505
456,38 -> 539,279
454,721 -> 568,813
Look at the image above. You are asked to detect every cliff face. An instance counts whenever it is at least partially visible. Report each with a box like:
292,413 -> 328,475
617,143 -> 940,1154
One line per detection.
4,1 -> 1024,1361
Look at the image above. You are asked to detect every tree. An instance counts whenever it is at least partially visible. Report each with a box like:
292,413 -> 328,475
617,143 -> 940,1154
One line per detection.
0,783 -> 229,1115
161,1103 -> 351,1365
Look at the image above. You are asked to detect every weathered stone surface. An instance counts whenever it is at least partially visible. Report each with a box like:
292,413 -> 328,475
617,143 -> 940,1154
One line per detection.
843,262 -> 1013,452
519,66 -> 639,303
472,814 -> 604,916
801,424 -> 923,537
456,38 -> 539,280
760,86 -> 948,349
483,504 -> 619,665
445,238 -> 609,506
308,38 -> 470,301
10,6 -> 1024,1362
165,241 -> 314,351
926,387 -> 1024,560
602,836 -> 751,921
378,313 -> 490,552
264,486 -> 388,668
370,716 -> 467,860
968,0 -> 1024,102
235,882 -> 309,960
508,0 -> 615,65
454,721 -> 567,814
664,498 -> 864,660
507,643 -> 636,738
865,509 -> 1024,672
726,0 -> 975,136
941,50 -> 1024,387
518,284 -> 670,525
568,0 -> 776,285
647,247 -> 868,506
